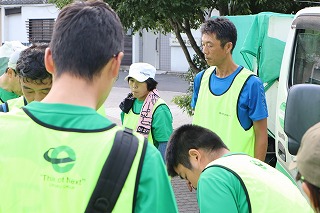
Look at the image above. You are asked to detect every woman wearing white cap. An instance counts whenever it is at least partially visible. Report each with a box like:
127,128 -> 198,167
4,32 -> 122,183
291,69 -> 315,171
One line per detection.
120,62 -> 173,160
292,122 -> 320,213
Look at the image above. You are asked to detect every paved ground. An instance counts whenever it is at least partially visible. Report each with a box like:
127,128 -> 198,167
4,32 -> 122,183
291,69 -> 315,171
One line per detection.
104,71 -> 199,212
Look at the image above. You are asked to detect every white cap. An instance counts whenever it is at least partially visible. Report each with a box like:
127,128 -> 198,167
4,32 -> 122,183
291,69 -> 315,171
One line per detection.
0,41 -> 27,58
124,63 -> 156,82
7,48 -> 26,70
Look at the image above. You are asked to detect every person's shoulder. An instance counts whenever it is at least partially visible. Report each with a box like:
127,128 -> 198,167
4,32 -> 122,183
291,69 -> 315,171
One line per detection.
202,164 -> 240,181
195,69 -> 206,78
131,132 -> 158,155
0,108 -> 27,123
245,74 -> 263,88
144,142 -> 161,157
139,141 -> 164,165
155,99 -> 170,110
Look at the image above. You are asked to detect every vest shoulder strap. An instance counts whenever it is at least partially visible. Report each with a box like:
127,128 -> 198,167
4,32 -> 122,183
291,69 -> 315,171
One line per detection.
85,128 -> 146,213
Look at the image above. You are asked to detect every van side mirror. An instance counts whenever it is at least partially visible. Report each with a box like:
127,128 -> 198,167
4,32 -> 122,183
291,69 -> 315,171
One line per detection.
284,84 -> 320,155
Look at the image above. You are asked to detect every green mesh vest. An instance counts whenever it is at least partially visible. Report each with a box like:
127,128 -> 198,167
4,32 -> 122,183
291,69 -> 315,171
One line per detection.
5,96 -> 25,111
0,109 -> 144,212
206,154 -> 313,213
193,67 -> 256,157
123,98 -> 166,147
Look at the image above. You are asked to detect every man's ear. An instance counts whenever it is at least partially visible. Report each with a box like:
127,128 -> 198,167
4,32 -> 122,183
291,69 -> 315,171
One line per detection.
44,48 -> 55,75
6,68 -> 15,78
110,52 -> 124,79
188,149 -> 201,165
224,42 -> 233,54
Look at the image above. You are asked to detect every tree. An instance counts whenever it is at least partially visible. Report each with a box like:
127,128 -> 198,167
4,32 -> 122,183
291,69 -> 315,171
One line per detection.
50,0 -> 308,73
111,0 -> 214,73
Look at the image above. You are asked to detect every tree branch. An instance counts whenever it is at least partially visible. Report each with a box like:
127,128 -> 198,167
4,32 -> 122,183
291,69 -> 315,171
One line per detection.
181,19 -> 204,61
169,19 -> 199,72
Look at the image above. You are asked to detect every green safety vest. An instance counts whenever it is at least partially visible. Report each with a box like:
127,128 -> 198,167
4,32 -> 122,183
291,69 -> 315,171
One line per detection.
0,109 -> 144,212
123,98 -> 166,147
97,105 -> 106,117
206,154 -> 313,213
193,67 -> 256,157
5,96 -> 26,111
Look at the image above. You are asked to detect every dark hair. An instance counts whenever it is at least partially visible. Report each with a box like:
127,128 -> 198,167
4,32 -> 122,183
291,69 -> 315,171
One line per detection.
127,77 -> 158,91
166,124 -> 228,177
201,17 -> 237,53
296,172 -> 320,212
145,78 -> 158,91
50,0 -> 124,81
16,43 -> 51,84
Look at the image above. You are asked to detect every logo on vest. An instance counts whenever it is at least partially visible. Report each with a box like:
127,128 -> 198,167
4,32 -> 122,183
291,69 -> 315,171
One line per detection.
250,159 -> 267,170
218,112 -> 230,117
43,146 -> 76,173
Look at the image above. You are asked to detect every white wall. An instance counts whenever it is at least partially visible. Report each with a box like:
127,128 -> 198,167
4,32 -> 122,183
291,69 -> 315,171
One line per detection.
170,29 -> 201,72
169,9 -> 220,72
132,33 -> 140,63
1,4 -> 59,44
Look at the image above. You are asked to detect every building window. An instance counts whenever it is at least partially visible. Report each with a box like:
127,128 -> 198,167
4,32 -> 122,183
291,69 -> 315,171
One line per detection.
26,19 -> 55,43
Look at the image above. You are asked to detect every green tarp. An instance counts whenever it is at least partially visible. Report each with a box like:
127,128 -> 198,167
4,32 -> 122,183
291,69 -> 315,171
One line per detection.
240,12 -> 294,87
215,13 -> 294,89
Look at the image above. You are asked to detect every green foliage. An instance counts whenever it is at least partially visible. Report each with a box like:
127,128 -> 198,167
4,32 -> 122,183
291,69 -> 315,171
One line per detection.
183,54 -> 208,93
172,54 -> 209,116
172,94 -> 193,116
50,0 -> 308,74
107,0 -> 214,33
49,0 -> 73,9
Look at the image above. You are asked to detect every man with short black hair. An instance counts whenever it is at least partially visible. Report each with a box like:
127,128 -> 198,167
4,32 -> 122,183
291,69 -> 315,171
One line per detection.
0,1 -> 178,212
166,124 -> 312,212
192,17 -> 268,161
0,43 -> 52,112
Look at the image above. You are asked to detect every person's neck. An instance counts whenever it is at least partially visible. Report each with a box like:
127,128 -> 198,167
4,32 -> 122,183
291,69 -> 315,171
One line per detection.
41,75 -> 99,110
215,61 -> 238,78
207,149 -> 230,164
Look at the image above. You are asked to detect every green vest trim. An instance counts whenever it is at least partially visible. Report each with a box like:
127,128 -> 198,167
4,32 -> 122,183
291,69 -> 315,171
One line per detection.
205,154 -> 313,213
123,98 -> 166,146
193,67 -> 256,157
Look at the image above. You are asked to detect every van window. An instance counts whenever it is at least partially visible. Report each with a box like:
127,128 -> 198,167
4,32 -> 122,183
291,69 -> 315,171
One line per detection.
291,30 -> 320,86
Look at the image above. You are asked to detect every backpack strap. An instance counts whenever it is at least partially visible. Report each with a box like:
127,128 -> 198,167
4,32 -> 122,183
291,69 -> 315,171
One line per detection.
0,102 -> 8,112
132,137 -> 148,210
85,128 -> 142,213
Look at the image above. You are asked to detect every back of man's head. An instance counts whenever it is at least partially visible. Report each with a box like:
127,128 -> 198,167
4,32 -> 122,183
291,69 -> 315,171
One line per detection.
50,0 -> 124,80
17,43 -> 51,84
166,124 -> 229,177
